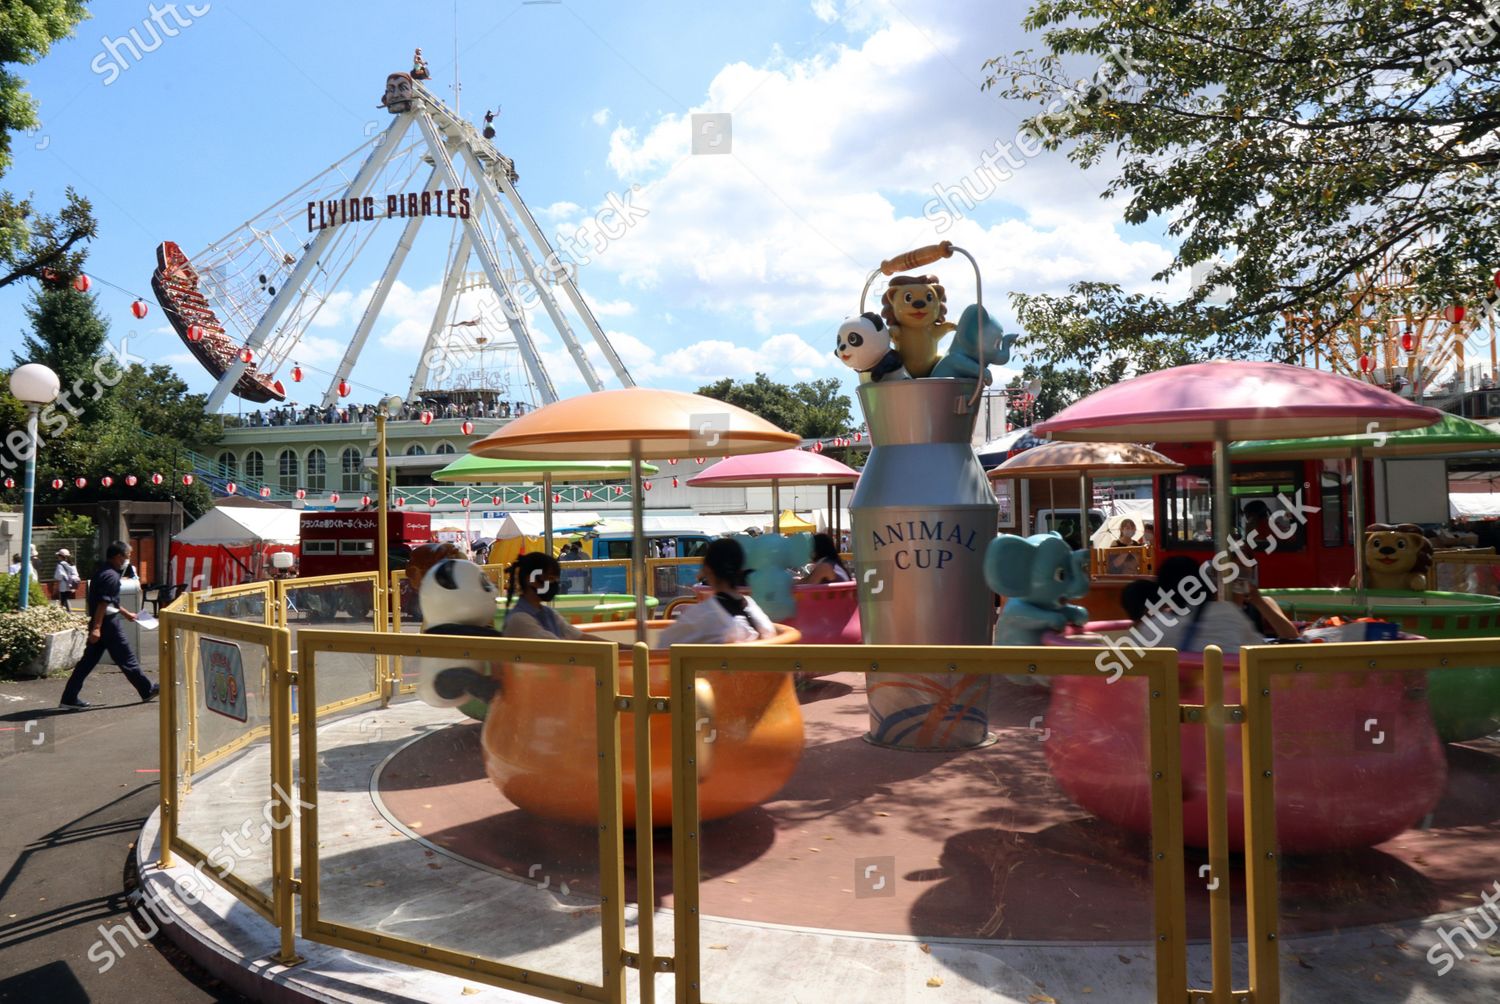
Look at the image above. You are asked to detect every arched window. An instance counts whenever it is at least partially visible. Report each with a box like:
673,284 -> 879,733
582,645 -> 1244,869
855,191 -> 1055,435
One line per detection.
278,449 -> 299,492
244,451 -> 265,482
216,451 -> 236,479
306,448 -> 326,491
405,443 -> 426,456
435,441 -> 456,455
341,447 -> 363,491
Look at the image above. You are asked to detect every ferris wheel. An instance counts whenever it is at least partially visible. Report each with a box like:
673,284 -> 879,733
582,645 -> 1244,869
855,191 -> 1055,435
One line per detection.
151,66 -> 635,412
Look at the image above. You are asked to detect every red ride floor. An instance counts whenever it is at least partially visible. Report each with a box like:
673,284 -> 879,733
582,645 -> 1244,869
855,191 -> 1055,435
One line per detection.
377,674 -> 1500,941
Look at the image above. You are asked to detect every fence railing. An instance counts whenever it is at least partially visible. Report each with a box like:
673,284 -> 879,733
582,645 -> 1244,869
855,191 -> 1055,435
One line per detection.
155,580 -> 1500,1003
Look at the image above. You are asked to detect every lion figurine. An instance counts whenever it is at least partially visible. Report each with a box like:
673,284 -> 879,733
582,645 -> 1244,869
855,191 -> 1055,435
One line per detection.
1353,523 -> 1433,591
882,275 -> 956,378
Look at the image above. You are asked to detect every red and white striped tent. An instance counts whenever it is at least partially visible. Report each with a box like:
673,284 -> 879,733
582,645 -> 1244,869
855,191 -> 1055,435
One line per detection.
170,506 -> 299,590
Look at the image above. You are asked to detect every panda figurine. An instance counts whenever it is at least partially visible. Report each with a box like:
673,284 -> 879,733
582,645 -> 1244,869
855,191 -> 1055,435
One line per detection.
834,312 -> 909,383
416,559 -> 503,710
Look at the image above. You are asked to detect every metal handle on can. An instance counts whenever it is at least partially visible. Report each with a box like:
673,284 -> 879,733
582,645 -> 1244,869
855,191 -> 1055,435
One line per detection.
860,243 -> 987,411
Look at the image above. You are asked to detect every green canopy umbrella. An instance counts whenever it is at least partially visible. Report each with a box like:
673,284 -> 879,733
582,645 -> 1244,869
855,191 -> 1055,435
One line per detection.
1231,413 -> 1500,588
432,455 -> 658,553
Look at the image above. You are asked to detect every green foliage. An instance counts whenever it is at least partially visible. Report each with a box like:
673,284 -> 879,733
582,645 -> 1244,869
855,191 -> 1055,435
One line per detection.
0,570 -> 48,611
697,374 -> 853,439
0,603 -> 83,678
988,0 -> 1500,390
15,281 -> 109,419
51,507 -> 92,537
0,1 -> 95,287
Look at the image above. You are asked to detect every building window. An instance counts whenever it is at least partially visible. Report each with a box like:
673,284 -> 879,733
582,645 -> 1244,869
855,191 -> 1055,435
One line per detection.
307,448 -> 327,492
341,447 -> 363,491
435,442 -> 456,455
216,451 -> 236,479
405,444 -> 426,456
244,451 -> 265,482
278,449 -> 300,492
1160,464 -> 1308,553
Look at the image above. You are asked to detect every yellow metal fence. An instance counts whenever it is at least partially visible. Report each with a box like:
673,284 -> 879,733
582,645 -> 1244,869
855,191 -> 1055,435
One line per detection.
155,580 -> 1500,1004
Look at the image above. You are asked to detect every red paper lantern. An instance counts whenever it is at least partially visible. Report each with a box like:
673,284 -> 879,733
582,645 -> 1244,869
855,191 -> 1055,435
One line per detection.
492,496 -> 502,506
337,379 -> 350,397
1494,269 -> 1500,288
260,487 -> 272,498
668,458 -> 678,465
292,365 -> 303,383
225,481 -> 238,494
459,497 -> 470,508
295,489 -> 306,499
694,456 -> 705,464
642,480 -> 653,491
523,494 -> 532,504
551,493 -> 561,503
672,477 -> 679,488
131,299 -> 149,319
1400,330 -> 1418,353
329,492 -> 340,503
1358,353 -> 1373,373
361,495 -> 372,506
614,486 -> 624,496
854,432 -> 862,442
2,478 -> 12,489
51,478 -> 63,489
72,274 -> 90,292
74,477 -> 87,488
186,324 -> 205,342
420,411 -> 434,425
461,420 -> 474,435
813,441 -> 825,453
101,476 -> 113,487
151,473 -> 164,485
395,497 -> 406,507
1445,305 -> 1466,324
240,347 -> 254,364
427,497 -> 437,507
126,475 -> 138,487
182,474 -> 194,486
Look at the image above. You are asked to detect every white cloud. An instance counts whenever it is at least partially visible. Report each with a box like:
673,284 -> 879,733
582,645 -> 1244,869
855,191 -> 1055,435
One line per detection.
591,107 -> 611,126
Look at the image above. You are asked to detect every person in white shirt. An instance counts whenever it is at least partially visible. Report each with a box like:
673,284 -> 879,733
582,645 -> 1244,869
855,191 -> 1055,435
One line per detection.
800,533 -> 852,584
1139,556 -> 1297,654
658,538 -> 776,646
54,548 -> 81,612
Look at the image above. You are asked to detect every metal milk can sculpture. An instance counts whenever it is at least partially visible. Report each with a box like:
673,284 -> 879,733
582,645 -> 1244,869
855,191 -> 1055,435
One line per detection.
844,242 -> 1002,750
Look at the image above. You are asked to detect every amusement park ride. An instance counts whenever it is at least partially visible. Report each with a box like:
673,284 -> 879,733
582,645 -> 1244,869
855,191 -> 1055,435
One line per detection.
151,62 -> 635,414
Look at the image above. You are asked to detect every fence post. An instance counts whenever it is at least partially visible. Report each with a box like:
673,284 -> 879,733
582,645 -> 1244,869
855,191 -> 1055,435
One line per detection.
157,615 -> 178,868
1241,650 -> 1281,1001
270,626 -> 302,966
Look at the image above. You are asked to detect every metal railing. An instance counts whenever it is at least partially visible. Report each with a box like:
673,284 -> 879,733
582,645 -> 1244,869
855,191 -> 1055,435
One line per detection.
154,578 -> 1500,1004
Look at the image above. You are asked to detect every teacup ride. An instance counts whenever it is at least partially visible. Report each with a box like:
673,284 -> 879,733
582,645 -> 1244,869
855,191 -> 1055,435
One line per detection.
481,619 -> 805,827
1232,412 -> 1500,741
467,386 -> 804,826
988,441 -> 1183,622
688,450 -> 863,650
1042,624 -> 1447,852
1033,362 -> 1441,865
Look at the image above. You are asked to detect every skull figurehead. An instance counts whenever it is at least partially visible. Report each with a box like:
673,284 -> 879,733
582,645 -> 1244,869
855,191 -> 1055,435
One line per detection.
380,72 -> 414,113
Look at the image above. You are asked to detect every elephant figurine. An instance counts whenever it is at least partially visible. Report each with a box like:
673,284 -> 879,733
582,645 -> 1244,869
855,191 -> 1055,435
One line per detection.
931,303 -> 1020,384
735,531 -> 810,622
984,532 -> 1090,646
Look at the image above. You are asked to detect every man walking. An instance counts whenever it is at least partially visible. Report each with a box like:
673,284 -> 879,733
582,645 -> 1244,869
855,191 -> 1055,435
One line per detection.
59,541 -> 158,710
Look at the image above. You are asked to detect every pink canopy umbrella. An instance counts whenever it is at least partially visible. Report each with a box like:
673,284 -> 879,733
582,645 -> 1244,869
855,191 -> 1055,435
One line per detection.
1034,361 -> 1441,589
688,448 -> 859,535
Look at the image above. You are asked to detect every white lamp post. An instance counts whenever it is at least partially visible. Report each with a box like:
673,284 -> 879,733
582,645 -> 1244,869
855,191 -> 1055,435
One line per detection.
9,363 -> 61,610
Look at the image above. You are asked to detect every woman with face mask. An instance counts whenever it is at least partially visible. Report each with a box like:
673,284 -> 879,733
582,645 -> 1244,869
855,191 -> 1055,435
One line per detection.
500,551 -> 590,641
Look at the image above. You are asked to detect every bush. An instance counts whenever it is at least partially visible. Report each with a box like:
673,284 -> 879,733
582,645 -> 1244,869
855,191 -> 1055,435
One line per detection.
0,573 -> 49,612
0,605 -> 85,678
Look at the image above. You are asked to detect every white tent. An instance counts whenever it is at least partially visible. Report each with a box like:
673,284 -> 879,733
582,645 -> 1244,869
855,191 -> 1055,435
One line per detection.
492,512 -> 604,540
174,506 -> 300,545
1451,494 -> 1500,519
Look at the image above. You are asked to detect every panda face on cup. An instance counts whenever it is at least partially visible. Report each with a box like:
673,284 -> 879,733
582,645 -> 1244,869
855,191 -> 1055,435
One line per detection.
419,559 -> 498,628
834,312 -> 890,373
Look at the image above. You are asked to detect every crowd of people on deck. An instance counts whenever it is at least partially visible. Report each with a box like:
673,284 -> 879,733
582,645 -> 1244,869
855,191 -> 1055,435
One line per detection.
233,398 -> 529,428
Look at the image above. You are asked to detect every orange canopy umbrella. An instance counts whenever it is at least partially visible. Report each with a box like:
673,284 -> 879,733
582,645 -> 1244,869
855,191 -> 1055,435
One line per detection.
989,441 -> 1181,541
469,388 -> 802,634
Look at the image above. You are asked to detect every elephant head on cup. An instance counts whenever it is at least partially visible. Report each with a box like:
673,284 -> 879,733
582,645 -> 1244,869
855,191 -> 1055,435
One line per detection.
984,532 -> 1091,647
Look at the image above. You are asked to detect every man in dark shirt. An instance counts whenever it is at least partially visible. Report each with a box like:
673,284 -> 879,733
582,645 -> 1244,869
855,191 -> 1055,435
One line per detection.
59,541 -> 158,709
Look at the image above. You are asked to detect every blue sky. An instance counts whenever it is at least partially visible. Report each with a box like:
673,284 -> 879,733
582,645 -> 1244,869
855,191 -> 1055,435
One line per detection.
1,0 -> 1183,414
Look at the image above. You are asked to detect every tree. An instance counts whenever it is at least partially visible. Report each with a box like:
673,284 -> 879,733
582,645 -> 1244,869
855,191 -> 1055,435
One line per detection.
697,374 -> 854,439
987,1 -> 1500,391
0,1 -> 97,287
15,281 -> 109,415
